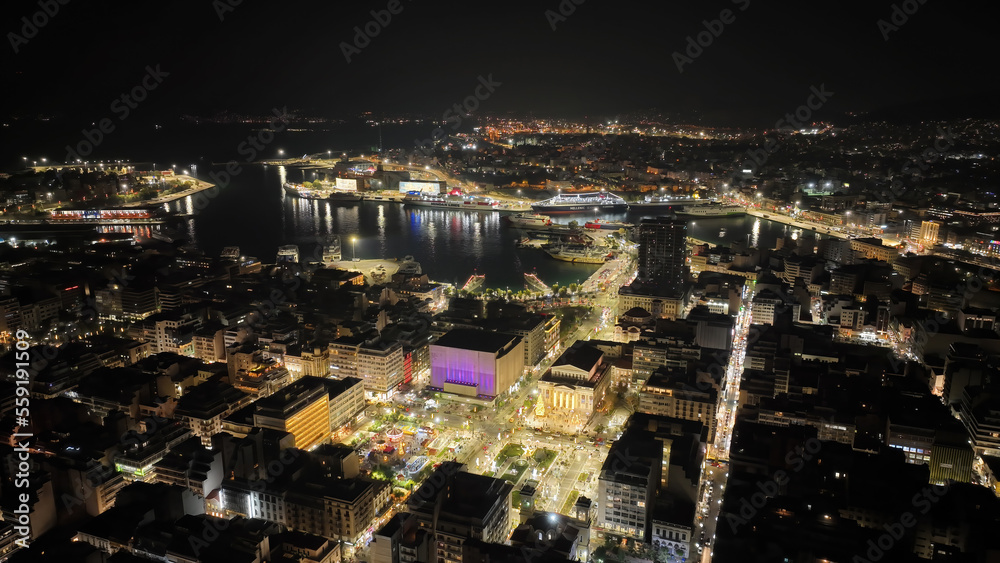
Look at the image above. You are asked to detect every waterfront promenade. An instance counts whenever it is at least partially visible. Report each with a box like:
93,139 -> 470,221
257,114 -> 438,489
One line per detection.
122,175 -> 215,207
745,208 -> 849,239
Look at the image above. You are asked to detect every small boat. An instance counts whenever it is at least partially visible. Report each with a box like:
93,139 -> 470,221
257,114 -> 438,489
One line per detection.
328,191 -> 363,203
719,227 -> 727,237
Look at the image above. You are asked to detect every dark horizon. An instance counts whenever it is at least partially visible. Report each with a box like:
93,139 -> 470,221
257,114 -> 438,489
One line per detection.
2,1 -> 998,129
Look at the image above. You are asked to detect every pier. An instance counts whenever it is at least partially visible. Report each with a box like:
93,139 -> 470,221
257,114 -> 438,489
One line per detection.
580,255 -> 634,294
524,272 -> 552,294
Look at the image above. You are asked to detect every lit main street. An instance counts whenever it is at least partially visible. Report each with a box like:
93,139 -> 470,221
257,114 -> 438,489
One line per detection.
696,282 -> 754,563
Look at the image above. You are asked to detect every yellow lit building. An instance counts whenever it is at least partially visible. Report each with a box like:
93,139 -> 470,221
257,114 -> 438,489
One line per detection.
919,220 -> 941,246
537,342 -> 612,432
253,378 -> 331,451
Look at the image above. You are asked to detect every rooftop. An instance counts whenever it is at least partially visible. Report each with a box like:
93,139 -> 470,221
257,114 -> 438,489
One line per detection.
433,328 -> 520,353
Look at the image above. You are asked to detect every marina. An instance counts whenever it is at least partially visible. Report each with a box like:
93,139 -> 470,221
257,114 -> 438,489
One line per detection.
151,166 -> 822,291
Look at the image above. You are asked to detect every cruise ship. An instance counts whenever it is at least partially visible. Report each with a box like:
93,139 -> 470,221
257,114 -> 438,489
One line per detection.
544,244 -> 611,264
507,213 -> 552,227
628,196 -> 699,211
531,192 -> 628,214
673,202 -> 746,217
403,194 -> 499,211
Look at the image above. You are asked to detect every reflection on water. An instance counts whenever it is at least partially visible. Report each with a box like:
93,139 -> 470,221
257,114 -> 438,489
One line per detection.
165,166 -> 825,289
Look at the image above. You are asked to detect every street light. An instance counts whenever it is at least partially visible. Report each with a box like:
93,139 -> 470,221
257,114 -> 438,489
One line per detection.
352,237 -> 357,261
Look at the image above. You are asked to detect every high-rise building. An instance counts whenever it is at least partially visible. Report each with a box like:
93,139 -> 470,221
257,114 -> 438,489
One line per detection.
637,217 -> 689,295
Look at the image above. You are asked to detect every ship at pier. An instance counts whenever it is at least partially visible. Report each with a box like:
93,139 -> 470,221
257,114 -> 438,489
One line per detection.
544,244 -> 612,264
507,213 -> 552,227
673,201 -> 746,217
283,182 -> 326,200
403,194 -> 499,211
531,192 -> 628,214
584,219 -> 633,230
628,195 -> 699,211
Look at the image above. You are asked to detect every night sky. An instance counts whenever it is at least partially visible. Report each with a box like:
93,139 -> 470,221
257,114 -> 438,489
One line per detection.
2,0 -> 997,126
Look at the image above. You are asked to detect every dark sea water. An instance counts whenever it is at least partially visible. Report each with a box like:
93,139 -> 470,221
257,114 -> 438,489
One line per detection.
8,123 -> 820,289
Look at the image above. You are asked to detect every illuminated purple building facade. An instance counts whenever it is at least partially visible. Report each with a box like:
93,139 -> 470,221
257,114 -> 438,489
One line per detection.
429,330 -> 524,399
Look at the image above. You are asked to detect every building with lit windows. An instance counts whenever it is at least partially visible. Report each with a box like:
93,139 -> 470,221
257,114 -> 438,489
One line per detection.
358,341 -> 405,400
596,434 -> 661,541
284,345 -> 331,379
638,369 -> 717,442
329,337 -> 405,400
618,287 -> 687,321
849,237 -> 898,263
596,414 -> 703,550
536,342 -> 612,432
252,378 -> 331,451
329,336 -> 362,378
637,217 -> 689,294
318,376 -> 366,436
175,380 -> 255,447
